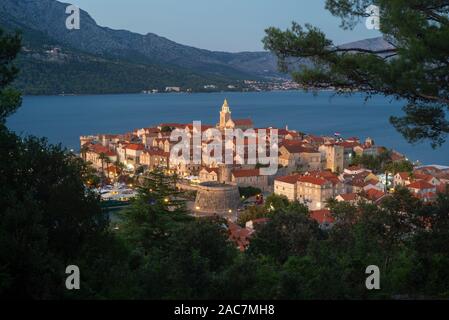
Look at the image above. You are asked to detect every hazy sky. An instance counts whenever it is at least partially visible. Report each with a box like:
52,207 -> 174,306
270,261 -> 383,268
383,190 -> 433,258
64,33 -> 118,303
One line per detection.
66,0 -> 381,52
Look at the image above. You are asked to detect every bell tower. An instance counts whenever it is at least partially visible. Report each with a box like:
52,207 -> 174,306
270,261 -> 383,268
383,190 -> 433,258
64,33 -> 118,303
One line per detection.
219,99 -> 232,129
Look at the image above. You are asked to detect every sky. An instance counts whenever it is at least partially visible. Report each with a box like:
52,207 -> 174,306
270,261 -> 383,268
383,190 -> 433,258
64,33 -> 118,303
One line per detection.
66,0 -> 381,52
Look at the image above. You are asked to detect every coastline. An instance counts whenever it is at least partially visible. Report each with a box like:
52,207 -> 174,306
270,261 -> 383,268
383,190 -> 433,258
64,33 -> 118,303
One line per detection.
11,91 -> 449,166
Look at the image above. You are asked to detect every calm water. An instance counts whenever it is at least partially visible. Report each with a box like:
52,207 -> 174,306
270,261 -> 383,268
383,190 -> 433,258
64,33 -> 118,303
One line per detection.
6,91 -> 449,165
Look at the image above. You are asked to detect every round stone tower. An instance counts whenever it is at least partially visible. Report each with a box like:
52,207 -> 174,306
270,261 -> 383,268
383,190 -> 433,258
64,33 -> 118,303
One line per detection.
194,182 -> 240,215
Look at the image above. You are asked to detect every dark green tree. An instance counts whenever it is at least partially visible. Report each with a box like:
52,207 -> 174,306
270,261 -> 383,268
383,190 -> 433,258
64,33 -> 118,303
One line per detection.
0,28 -> 133,299
118,169 -> 191,253
249,209 -> 322,264
263,0 -> 449,147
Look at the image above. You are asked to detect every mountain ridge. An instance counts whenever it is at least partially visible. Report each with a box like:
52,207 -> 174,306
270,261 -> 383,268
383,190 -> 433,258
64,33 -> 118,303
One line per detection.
0,0 -> 392,95
0,0 -> 281,79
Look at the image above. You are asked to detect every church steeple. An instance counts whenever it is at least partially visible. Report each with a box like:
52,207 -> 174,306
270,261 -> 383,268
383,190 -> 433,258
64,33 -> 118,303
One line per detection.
219,98 -> 232,129
222,99 -> 230,112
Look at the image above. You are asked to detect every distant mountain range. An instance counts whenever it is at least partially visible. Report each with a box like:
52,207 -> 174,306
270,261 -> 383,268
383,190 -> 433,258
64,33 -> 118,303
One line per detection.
0,0 -> 392,95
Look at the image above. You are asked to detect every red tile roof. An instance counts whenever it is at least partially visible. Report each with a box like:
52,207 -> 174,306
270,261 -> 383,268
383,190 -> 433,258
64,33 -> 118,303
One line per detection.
408,181 -> 435,190
228,222 -> 254,251
126,143 -> 145,151
275,174 -> 301,184
88,144 -> 116,157
365,189 -> 386,201
282,144 -> 316,154
232,169 -> 260,178
310,209 -> 335,224
413,173 -> 438,183
308,171 -> 340,185
298,176 -> 328,186
365,179 -> 380,186
339,141 -> 360,148
233,118 -> 253,126
338,193 -> 358,201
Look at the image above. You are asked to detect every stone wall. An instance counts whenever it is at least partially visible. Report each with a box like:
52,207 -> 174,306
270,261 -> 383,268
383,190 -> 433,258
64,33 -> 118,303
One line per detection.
194,182 -> 241,214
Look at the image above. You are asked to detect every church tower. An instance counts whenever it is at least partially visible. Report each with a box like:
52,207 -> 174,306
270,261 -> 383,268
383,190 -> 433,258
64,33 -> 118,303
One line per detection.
219,99 -> 232,129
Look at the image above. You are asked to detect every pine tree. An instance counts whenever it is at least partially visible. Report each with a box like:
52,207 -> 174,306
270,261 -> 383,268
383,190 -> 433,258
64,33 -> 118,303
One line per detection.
263,0 -> 449,147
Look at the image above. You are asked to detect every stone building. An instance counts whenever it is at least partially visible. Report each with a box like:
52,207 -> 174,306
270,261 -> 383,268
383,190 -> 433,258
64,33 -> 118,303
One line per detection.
194,182 -> 241,215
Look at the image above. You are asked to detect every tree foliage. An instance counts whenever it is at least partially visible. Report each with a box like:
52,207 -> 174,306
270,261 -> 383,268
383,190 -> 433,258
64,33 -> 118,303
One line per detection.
263,0 -> 449,147
0,28 -> 134,299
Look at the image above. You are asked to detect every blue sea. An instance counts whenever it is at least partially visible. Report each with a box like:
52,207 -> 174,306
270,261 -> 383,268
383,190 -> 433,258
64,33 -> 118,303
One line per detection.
6,91 -> 449,165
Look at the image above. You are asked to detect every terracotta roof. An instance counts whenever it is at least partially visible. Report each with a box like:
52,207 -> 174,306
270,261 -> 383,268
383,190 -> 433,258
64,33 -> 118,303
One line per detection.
232,169 -> 260,178
228,222 -> 254,251
308,171 -> 340,185
281,139 -> 303,146
281,144 -> 305,154
408,181 -> 435,190
365,189 -> 386,201
365,179 -> 380,186
126,143 -> 145,151
88,144 -> 116,157
339,141 -> 360,148
298,176 -> 329,186
413,173 -> 437,183
233,118 -> 253,126
310,209 -> 335,224
275,174 -> 301,184
281,143 -> 317,154
305,135 -> 325,143
338,193 -> 358,201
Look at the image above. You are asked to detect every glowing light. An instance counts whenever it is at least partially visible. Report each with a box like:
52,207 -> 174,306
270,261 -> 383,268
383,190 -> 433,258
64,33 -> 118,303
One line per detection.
228,209 -> 232,213
196,206 -> 201,210
164,198 -> 169,203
